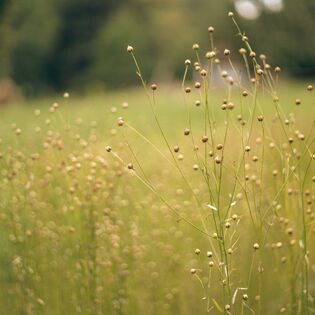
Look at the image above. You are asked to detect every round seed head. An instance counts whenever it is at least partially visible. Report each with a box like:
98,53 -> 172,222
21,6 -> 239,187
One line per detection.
195,100 -> 201,106
151,83 -> 157,91
184,128 -> 190,136
200,69 -> 207,77
206,51 -> 216,59
208,26 -> 214,33
185,87 -> 191,93
174,145 -> 180,153
228,11 -> 234,17
249,51 -> 256,58
185,59 -> 191,66
307,84 -> 313,91
195,248 -> 201,255
275,66 -> 281,73
215,156 -> 222,164
127,45 -> 134,53
253,243 -> 259,250
195,82 -> 201,89
242,90 -> 248,97
224,49 -> 230,56
239,48 -> 246,55
127,163 -> 134,170
117,118 -> 124,126
221,70 -> 228,78
257,69 -> 264,75
295,99 -> 301,105
105,145 -> 112,152
202,135 -> 209,143
193,164 -> 199,171
227,102 -> 234,110
192,43 -> 199,50
252,155 -> 258,162
190,268 -> 196,274
207,251 -> 213,258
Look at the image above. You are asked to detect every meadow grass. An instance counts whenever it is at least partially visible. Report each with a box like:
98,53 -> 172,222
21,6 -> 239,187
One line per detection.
0,14 -> 315,315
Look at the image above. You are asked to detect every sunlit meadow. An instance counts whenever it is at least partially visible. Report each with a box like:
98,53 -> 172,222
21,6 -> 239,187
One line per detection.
0,13 -> 314,315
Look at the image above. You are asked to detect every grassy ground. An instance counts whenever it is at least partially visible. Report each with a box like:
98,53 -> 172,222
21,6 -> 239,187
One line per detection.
0,79 -> 314,315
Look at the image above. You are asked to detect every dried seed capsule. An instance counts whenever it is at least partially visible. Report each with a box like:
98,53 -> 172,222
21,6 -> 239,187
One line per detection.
215,156 -> 222,164
200,69 -> 207,77
208,26 -> 214,33
224,49 -> 230,56
202,136 -> 209,143
207,251 -> 213,258
194,82 -> 201,89
206,51 -> 216,59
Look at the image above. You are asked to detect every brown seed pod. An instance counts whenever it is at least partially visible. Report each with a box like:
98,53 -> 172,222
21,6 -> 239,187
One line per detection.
202,136 -> 209,143
208,26 -> 214,33
194,82 -> 201,89
224,49 -> 230,56
200,69 -> 207,77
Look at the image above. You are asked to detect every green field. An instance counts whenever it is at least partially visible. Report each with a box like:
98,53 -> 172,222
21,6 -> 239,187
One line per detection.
0,78 -> 314,315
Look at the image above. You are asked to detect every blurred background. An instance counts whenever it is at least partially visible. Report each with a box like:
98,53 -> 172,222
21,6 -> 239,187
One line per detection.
0,0 -> 314,99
